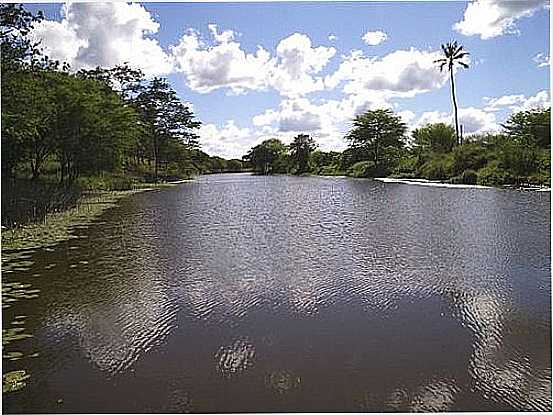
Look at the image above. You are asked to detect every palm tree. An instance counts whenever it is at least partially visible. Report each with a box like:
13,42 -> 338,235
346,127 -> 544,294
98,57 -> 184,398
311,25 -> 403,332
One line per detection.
435,41 -> 469,145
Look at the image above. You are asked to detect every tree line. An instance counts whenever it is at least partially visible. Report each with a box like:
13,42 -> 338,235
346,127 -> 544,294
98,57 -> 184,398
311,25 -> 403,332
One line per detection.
1,4 -> 245,190
242,107 -> 550,187
242,39 -> 550,187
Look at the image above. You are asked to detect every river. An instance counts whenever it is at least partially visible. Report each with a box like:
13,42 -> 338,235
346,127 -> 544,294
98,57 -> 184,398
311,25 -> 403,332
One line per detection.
3,173 -> 551,412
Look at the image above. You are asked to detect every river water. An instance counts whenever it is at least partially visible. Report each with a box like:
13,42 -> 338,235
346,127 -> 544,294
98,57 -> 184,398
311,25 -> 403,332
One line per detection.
3,174 -> 551,412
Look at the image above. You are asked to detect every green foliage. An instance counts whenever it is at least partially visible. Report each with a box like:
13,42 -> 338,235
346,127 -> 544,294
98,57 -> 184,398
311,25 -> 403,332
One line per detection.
345,108 -> 407,175
451,143 -> 488,175
450,169 -> 477,185
420,155 -> 454,181
76,174 -> 138,191
412,123 -> 456,153
502,107 -> 550,148
434,40 -> 469,144
243,138 -> 288,174
289,134 -> 317,174
310,151 -> 343,176
347,161 -> 376,178
477,161 -> 513,186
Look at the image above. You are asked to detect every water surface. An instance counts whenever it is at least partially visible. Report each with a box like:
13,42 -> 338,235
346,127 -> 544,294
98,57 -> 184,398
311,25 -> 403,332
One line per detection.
3,174 -> 551,412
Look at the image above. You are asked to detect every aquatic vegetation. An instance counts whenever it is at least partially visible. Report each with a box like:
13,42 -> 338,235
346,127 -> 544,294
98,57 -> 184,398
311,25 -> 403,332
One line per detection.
264,370 -> 301,395
2,327 -> 32,347
215,338 -> 255,378
3,370 -> 30,393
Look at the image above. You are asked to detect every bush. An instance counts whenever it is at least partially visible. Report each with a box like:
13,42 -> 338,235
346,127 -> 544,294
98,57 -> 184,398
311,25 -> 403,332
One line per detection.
419,155 -> 453,181
452,143 -> 488,175
347,161 -> 376,178
318,165 -> 345,176
477,163 -> 514,186
77,174 -> 139,191
391,171 -> 418,179
461,169 -> 477,184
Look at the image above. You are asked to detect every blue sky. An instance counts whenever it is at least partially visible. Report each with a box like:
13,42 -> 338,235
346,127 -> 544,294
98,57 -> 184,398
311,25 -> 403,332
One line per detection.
28,1 -> 550,158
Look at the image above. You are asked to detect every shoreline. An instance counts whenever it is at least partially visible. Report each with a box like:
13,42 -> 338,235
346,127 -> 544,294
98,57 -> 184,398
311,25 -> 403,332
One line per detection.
373,177 -> 551,191
1,181 -> 186,254
373,177 -> 494,190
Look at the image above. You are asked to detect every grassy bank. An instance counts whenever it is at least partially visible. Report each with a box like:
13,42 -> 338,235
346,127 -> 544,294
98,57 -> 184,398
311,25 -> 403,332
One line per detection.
1,181 -> 184,254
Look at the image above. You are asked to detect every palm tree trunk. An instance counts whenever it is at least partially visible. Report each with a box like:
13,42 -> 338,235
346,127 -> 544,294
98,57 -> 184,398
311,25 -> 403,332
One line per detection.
450,68 -> 460,145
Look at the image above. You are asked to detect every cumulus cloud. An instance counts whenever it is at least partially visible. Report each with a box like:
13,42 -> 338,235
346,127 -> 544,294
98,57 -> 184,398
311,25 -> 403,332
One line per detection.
533,52 -> 550,68
198,121 -> 258,159
171,30 -> 334,96
414,107 -> 499,135
484,90 -> 550,112
325,48 -> 449,98
362,30 -> 387,46
270,33 -> 336,96
454,0 -> 548,39
171,27 -> 273,94
30,2 -> 173,76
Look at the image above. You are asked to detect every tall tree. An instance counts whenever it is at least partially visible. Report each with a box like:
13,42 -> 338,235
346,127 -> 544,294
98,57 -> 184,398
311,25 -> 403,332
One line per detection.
434,41 -> 469,145
135,78 -> 200,180
345,109 -> 407,176
289,134 -> 317,174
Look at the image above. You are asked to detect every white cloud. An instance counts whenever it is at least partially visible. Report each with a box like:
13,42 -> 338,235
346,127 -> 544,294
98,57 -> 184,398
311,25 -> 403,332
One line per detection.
533,52 -> 550,68
208,23 -> 236,44
454,0 -> 548,39
484,90 -> 550,112
325,48 -> 449,98
398,110 -> 416,125
171,27 -> 273,94
414,107 -> 499,135
251,93 -> 394,153
271,33 -> 336,96
171,30 -> 334,96
198,121 -> 257,159
519,90 -> 550,111
362,30 -> 387,46
30,3 -> 173,76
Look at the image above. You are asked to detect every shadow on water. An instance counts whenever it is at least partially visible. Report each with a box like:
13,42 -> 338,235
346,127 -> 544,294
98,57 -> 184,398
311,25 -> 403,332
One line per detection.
2,174 -> 551,412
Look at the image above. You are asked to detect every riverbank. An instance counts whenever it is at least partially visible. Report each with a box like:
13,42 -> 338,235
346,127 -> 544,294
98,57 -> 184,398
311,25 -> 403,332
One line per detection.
373,177 -> 551,191
1,181 -> 185,254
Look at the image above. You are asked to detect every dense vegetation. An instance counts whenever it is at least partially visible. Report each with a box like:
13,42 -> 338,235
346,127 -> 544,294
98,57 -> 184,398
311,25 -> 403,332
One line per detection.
1,4 -> 245,226
243,39 -> 550,186
2,5 -> 550,227
1,4 -> 244,186
243,107 -> 551,187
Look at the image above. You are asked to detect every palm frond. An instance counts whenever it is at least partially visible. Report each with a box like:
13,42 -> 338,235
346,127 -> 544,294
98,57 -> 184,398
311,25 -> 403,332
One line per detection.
458,61 -> 469,69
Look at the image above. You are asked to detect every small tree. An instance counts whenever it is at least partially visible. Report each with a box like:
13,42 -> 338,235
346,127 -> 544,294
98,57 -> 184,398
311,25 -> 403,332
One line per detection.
289,134 -> 317,174
502,107 -> 550,148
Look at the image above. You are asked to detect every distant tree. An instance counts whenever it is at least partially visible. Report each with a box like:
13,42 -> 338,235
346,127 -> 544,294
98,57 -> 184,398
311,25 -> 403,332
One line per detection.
434,41 -> 469,145
226,159 -> 244,172
243,139 -> 288,174
412,123 -> 456,153
289,134 -> 317,174
345,109 -> 407,176
502,107 -> 550,148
